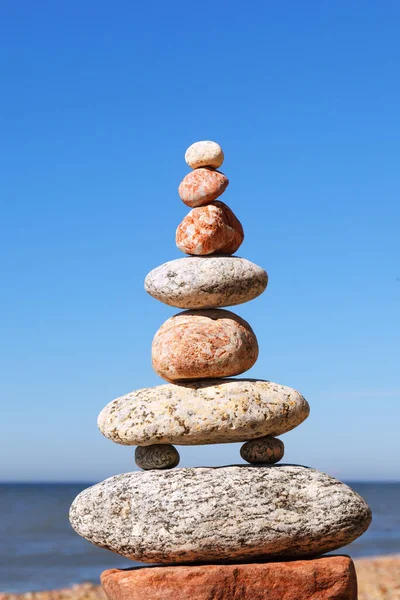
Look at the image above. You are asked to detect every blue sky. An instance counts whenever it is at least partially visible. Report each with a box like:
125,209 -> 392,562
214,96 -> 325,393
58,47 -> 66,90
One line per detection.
1,1 -> 399,481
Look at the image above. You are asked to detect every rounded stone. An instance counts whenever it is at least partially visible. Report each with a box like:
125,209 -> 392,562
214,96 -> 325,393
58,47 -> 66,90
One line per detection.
185,141 -> 224,169
240,436 -> 284,464
69,465 -> 372,564
135,444 -> 180,470
98,379 -> 310,446
178,168 -> 229,207
176,201 -> 244,256
144,256 -> 268,309
151,309 -> 258,382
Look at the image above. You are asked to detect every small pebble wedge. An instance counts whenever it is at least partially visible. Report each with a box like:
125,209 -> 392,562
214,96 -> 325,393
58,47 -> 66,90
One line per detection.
240,436 -> 284,464
69,465 -> 372,563
135,444 -> 180,470
178,168 -> 228,207
152,309 -> 258,382
176,201 -> 244,255
145,256 -> 268,309
185,141 -> 224,169
97,379 -> 310,446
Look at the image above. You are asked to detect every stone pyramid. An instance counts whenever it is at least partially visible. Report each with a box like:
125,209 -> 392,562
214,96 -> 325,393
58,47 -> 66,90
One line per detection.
70,141 -> 372,599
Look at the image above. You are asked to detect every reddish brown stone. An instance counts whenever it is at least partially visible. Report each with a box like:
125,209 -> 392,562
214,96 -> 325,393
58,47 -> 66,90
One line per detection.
176,201 -> 244,255
178,168 -> 229,207
152,309 -> 258,382
101,556 -> 357,600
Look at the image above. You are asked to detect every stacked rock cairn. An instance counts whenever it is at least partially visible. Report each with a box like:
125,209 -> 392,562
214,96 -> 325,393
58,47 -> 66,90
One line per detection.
70,141 -> 372,600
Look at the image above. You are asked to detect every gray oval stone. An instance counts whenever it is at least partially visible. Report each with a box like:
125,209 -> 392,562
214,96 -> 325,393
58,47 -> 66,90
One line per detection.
69,465 -> 372,564
135,444 -> 180,470
144,256 -> 268,309
240,436 -> 284,464
97,379 -> 310,446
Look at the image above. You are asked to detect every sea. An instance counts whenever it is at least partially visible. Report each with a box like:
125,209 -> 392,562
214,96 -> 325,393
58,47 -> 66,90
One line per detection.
0,482 -> 399,593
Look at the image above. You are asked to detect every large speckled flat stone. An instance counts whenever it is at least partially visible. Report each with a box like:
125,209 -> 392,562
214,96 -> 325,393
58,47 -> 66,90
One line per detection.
69,465 -> 372,563
144,256 -> 268,309
97,379 -> 310,446
152,309 -> 258,382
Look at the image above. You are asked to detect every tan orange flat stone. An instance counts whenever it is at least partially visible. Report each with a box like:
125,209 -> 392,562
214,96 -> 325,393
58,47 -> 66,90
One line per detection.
101,556 -> 357,600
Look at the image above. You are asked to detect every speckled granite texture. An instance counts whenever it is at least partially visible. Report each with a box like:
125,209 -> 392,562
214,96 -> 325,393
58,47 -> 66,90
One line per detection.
97,378 -> 310,446
144,256 -> 268,309
69,465 -> 372,564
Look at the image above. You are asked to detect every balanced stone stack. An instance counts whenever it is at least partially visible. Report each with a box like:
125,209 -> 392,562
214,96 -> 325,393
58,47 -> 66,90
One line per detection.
70,141 -> 372,600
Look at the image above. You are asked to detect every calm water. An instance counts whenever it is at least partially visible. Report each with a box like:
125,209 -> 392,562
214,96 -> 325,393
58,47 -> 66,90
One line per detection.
0,482 -> 399,592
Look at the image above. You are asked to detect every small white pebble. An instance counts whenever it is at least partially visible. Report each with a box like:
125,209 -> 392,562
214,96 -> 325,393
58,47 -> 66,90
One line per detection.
185,140 -> 224,169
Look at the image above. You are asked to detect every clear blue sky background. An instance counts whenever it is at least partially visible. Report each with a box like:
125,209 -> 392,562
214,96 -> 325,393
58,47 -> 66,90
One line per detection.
1,1 -> 399,482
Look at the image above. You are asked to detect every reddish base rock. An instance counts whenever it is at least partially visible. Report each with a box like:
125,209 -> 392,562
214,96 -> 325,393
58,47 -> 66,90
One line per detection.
101,556 -> 357,600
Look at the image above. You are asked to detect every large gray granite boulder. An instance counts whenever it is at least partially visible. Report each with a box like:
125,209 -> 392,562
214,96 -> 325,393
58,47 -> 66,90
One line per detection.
98,379 -> 309,446
69,465 -> 371,564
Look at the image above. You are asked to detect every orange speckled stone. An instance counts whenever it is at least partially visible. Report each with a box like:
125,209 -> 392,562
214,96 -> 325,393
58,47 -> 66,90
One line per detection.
176,201 -> 244,255
152,309 -> 258,382
178,168 -> 228,207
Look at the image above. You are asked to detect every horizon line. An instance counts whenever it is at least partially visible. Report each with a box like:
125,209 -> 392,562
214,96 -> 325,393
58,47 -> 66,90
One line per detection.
1,479 -> 400,485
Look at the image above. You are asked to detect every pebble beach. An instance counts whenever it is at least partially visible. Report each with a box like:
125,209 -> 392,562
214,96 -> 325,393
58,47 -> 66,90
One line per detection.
1,556 -> 399,600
